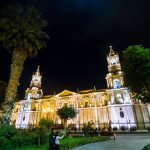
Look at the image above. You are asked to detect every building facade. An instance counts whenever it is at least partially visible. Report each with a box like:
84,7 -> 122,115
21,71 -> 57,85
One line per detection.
12,46 -> 150,129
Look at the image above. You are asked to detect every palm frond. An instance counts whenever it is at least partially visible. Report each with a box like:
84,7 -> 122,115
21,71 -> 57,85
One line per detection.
0,4 -> 49,57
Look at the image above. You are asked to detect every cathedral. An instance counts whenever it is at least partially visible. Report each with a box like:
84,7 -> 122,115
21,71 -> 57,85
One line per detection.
12,46 -> 150,130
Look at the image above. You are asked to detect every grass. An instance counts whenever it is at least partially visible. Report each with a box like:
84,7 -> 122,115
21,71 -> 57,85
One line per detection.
13,145 -> 48,150
13,137 -> 83,150
13,136 -> 110,150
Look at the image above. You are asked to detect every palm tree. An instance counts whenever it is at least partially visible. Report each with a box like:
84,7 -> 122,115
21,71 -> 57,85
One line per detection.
0,4 -> 49,124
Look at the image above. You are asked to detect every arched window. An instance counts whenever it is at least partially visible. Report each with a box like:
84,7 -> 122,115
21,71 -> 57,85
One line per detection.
113,79 -> 121,89
85,102 -> 88,107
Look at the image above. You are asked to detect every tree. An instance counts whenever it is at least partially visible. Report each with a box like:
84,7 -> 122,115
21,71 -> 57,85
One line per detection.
122,45 -> 150,102
39,118 -> 54,129
57,105 -> 78,135
0,4 -> 48,123
0,81 -> 7,108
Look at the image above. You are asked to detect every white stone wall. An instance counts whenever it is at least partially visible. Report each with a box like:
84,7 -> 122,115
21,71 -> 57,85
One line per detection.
108,104 -> 136,129
16,112 -> 30,128
134,104 -> 150,129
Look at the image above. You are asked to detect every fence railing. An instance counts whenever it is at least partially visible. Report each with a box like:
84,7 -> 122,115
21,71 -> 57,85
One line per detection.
15,122 -> 150,130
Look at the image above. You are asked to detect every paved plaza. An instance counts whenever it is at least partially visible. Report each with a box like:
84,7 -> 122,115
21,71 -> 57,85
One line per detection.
72,134 -> 150,150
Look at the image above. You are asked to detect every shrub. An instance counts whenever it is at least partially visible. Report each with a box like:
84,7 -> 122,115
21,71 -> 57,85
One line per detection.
147,127 -> 150,132
22,134 -> 37,146
0,125 -> 48,149
0,136 -> 11,150
143,144 -> 150,150
11,135 -> 24,148
60,136 -> 110,150
120,126 -> 126,131
39,118 -> 54,129
28,131 -> 39,145
68,124 -> 77,132
90,128 -> 98,136
40,132 -> 47,145
113,127 -> 118,131
72,127 -> 77,133
54,124 -> 64,130
101,127 -> 112,136
35,127 -> 47,145
82,122 -> 94,137
11,129 -> 40,148
0,125 -> 17,140
130,126 -> 137,132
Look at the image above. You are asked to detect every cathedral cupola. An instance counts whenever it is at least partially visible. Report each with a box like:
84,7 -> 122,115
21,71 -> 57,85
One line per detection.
25,66 -> 43,100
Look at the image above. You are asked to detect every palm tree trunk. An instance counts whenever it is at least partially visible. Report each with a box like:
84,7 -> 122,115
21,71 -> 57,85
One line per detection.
2,49 -> 27,124
5,49 -> 27,102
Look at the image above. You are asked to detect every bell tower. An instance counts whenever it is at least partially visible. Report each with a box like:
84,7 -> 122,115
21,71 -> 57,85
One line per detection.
25,66 -> 43,99
106,46 -> 124,89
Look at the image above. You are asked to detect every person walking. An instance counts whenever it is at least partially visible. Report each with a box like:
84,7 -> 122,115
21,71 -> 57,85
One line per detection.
113,131 -> 116,140
55,131 -> 64,150
49,129 -> 55,150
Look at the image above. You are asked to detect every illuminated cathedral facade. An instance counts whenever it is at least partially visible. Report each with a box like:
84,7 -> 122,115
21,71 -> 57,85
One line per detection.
12,46 -> 150,130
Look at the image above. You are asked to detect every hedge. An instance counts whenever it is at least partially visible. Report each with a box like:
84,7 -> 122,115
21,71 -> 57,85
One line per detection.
143,144 -> 150,150
60,136 -> 110,150
0,125 -> 47,150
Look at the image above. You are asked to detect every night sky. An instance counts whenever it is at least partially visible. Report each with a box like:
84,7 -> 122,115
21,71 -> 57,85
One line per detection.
0,0 -> 150,99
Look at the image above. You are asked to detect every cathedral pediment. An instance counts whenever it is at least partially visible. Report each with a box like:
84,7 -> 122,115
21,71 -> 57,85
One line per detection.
56,90 -> 77,97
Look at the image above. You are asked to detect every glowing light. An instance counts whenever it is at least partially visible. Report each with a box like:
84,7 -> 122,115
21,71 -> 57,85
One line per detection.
50,109 -> 53,112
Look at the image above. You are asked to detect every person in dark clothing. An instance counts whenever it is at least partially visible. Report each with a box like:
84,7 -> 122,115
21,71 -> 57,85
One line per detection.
49,129 -> 55,150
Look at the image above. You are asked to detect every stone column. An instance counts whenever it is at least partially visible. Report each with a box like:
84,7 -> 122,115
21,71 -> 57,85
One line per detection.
106,77 -> 109,88
75,95 -> 79,129
110,92 -> 115,104
94,94 -> 98,128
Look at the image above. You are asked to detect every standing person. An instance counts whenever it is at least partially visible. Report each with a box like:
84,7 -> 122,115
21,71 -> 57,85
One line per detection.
49,129 -> 55,150
113,131 -> 116,140
55,131 -> 64,150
